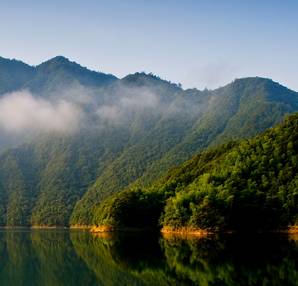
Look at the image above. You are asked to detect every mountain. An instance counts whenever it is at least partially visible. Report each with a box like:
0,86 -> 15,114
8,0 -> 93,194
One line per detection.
0,56 -> 118,151
71,77 -> 298,225
0,56 -> 297,227
93,113 -> 298,231
0,56 -> 117,97
25,56 -> 117,96
0,57 -> 35,94
131,77 -> 298,185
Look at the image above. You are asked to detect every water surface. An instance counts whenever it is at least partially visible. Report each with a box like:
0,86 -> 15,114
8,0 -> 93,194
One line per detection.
0,229 -> 297,285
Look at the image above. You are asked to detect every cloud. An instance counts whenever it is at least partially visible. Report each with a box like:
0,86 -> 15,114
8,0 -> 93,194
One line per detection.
0,80 -> 199,137
96,86 -> 160,123
0,84 -> 163,135
96,105 -> 121,122
0,90 -> 81,134
48,82 -> 96,105
120,87 -> 159,109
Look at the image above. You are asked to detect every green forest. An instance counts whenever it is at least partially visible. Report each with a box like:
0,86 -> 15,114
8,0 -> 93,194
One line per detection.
0,56 -> 297,231
94,114 -> 298,231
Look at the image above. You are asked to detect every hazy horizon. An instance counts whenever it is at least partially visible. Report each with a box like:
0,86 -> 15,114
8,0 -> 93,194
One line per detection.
0,0 -> 297,91
2,54 -> 297,93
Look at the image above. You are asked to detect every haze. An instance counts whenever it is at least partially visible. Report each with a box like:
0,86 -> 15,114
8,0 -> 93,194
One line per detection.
0,0 -> 297,90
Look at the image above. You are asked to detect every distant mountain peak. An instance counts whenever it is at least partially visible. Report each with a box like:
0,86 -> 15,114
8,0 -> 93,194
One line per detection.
24,56 -> 117,93
47,55 -> 70,63
37,56 -> 81,69
222,76 -> 295,94
52,55 -> 68,60
36,56 -> 117,78
233,76 -> 273,84
121,72 -> 182,90
122,72 -> 162,81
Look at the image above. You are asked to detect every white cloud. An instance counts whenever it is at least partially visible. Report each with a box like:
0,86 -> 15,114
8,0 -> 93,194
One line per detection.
96,86 -> 160,123
96,105 -> 121,122
0,90 -> 81,134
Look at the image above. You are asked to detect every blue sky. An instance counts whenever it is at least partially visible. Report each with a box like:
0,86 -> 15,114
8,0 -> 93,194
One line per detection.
0,0 -> 297,90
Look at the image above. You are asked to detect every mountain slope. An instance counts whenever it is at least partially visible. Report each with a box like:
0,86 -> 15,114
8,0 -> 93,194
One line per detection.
71,77 -> 298,225
135,77 -> 298,185
0,56 -> 118,151
94,113 -> 298,231
0,56 -> 297,227
25,56 -> 117,96
0,56 -> 117,97
0,57 -> 35,95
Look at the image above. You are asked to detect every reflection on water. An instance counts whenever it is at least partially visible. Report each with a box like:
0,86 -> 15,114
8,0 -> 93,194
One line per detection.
0,230 -> 296,286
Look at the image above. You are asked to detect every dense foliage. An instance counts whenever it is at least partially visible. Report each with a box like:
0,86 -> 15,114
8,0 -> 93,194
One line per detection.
73,77 -> 298,226
0,56 -> 298,227
95,114 -> 298,231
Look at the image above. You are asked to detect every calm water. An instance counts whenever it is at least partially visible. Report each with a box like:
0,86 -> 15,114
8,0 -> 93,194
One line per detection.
0,230 -> 296,286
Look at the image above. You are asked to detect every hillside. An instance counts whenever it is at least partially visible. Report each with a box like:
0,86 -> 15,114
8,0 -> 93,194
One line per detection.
0,56 -> 297,226
93,113 -> 298,231
0,57 -> 35,95
25,56 -> 117,96
71,77 -> 298,225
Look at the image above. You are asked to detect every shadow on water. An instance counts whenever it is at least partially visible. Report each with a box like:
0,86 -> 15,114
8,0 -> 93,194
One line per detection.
160,233 -> 298,286
0,229 -> 297,285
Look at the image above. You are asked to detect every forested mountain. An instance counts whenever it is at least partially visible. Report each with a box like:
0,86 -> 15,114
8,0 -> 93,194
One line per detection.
71,77 -> 298,225
25,56 -> 117,96
0,56 -> 297,227
0,56 -> 117,97
94,114 -> 298,231
0,57 -> 35,94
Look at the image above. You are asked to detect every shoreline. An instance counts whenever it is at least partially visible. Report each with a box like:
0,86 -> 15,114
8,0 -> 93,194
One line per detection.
160,225 -> 298,235
90,225 -> 114,233
31,225 -> 68,229
89,225 -> 157,233
0,225 -> 297,234
160,226 -> 212,236
69,225 -> 92,230
87,225 -> 298,235
287,225 -> 298,234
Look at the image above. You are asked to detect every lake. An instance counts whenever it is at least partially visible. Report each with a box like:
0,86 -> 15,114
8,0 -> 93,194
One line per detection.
0,230 -> 296,285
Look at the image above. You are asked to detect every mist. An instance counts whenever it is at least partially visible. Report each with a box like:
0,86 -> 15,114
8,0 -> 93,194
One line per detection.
0,81 -> 201,139
0,84 -> 163,136
0,90 -> 82,134
96,85 -> 160,123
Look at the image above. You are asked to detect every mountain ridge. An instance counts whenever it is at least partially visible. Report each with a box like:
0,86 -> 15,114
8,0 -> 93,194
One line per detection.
0,56 -> 297,226
93,113 -> 298,231
1,55 -> 296,93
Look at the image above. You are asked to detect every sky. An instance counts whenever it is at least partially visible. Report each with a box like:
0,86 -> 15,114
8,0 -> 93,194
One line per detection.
0,0 -> 297,90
